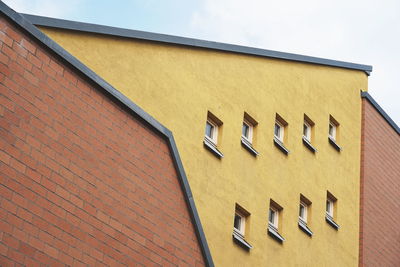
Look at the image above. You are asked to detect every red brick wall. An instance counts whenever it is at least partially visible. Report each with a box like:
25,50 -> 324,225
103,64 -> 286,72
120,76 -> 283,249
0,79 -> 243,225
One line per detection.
0,15 -> 205,267
360,98 -> 400,266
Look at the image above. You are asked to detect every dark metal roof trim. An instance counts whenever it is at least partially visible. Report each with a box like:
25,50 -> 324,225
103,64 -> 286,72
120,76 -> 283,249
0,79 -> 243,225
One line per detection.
21,13 -> 373,75
361,91 -> 400,135
0,3 -> 214,266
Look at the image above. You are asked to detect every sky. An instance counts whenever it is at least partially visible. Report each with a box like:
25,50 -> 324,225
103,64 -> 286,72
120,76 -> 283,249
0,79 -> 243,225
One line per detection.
4,0 -> 399,125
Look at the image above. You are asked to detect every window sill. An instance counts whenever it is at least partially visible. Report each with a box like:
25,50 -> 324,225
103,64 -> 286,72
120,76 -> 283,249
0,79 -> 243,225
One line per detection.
328,136 -> 341,152
325,214 -> 340,230
204,138 -> 224,158
241,137 -> 259,156
273,137 -> 290,155
298,220 -> 313,237
302,136 -> 317,153
268,224 -> 285,243
233,231 -> 252,250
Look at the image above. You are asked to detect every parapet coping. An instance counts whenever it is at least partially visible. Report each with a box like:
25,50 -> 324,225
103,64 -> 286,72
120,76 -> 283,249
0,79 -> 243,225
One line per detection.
22,13 -> 372,75
361,91 -> 400,135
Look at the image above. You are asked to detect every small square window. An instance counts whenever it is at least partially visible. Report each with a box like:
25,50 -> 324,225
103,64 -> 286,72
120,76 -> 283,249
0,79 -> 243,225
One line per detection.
269,207 -> 279,229
204,112 -> 224,158
302,115 -> 317,152
232,204 -> 252,250
299,202 -> 307,223
328,115 -> 340,141
326,192 -> 340,230
303,122 -> 311,141
328,122 -> 336,140
242,120 -> 252,142
326,199 -> 334,218
268,200 -> 285,242
298,195 -> 313,236
274,121 -> 284,142
205,119 -> 218,145
234,212 -> 245,236
273,114 -> 289,155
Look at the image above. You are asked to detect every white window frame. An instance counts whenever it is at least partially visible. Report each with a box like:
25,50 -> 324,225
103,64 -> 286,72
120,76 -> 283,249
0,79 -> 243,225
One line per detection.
329,122 -> 336,140
299,202 -> 308,223
274,121 -> 284,142
205,119 -> 218,145
303,121 -> 311,141
326,198 -> 334,218
242,119 -> 253,143
234,211 -> 246,236
269,207 -> 279,229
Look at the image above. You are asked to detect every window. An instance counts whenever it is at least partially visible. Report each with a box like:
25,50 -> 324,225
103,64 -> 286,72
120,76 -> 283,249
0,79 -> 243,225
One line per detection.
326,199 -> 334,218
326,191 -> 339,230
242,120 -> 252,143
303,121 -> 311,141
268,200 -> 285,242
232,204 -> 252,250
203,112 -> 224,158
328,115 -> 341,151
241,112 -> 259,156
303,114 -> 317,152
298,195 -> 313,236
234,212 -> 245,236
273,114 -> 289,155
299,202 -> 307,223
268,207 -> 279,230
274,121 -> 284,142
205,119 -> 218,144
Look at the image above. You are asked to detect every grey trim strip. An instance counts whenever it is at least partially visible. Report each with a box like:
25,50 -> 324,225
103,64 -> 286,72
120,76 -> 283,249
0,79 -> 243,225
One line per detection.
326,215 -> 340,230
21,13 -> 372,74
204,139 -> 224,158
241,138 -> 259,156
361,91 -> 400,135
0,3 -> 214,266
267,225 -> 285,243
302,136 -> 317,153
274,137 -> 290,155
328,136 -> 342,152
298,221 -> 313,237
232,232 -> 252,250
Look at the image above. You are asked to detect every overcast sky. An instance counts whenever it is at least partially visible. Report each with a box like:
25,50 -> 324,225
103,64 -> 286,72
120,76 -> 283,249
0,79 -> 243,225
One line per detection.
5,0 -> 399,125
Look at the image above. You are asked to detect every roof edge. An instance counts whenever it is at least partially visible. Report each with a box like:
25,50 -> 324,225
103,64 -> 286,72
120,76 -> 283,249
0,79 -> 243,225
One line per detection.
0,3 -> 214,266
361,91 -> 400,135
22,13 -> 373,75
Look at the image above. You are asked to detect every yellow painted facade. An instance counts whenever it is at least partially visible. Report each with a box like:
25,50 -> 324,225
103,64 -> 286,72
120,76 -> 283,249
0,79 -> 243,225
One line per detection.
40,27 -> 368,266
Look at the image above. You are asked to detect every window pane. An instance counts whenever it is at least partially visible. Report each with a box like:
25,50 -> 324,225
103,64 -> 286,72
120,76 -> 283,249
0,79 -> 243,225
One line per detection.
329,124 -> 334,136
242,123 -> 249,138
205,121 -> 214,138
299,204 -> 304,217
269,209 -> 275,223
274,123 -> 280,137
234,214 -> 241,230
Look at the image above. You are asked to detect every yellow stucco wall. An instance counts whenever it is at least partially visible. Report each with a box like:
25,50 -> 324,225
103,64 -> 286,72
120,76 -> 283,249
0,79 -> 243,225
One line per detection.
40,27 -> 368,266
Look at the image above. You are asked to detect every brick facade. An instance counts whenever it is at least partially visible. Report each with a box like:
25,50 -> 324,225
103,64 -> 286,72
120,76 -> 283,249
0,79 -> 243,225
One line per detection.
0,14 -> 205,267
360,98 -> 400,266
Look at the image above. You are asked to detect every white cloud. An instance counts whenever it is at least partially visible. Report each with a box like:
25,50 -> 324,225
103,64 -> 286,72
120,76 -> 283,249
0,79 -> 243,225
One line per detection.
191,0 -> 400,124
3,0 -> 84,18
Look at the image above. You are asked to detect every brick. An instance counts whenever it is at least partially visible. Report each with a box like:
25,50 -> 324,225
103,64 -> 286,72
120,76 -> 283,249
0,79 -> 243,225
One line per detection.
0,15 -> 206,267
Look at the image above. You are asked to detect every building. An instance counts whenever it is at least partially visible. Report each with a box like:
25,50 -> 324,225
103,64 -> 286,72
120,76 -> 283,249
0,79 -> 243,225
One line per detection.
0,3 -> 212,266
22,12 -> 374,267
359,92 -> 400,267
1,1 -> 399,266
